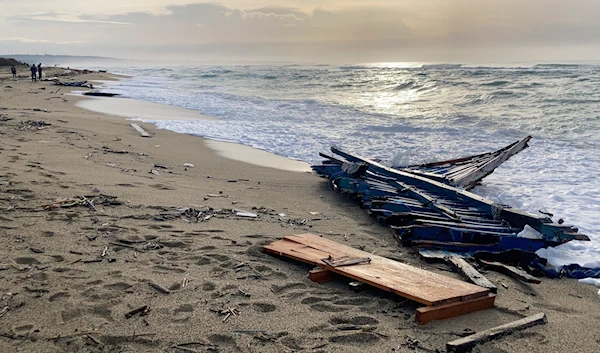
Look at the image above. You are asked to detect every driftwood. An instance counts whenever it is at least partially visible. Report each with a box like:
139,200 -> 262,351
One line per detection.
479,260 -> 541,284
83,92 -> 120,97
447,255 -> 497,293
130,123 -> 150,137
148,281 -> 170,294
418,250 -> 497,293
125,305 -> 150,319
446,312 -> 547,352
45,96 -> 68,102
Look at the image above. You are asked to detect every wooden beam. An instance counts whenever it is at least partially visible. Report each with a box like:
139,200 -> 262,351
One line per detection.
447,255 -> 497,293
415,294 -> 495,325
418,250 -> 497,293
479,260 -> 541,284
446,312 -> 547,352
308,268 -> 334,283
130,123 -> 150,137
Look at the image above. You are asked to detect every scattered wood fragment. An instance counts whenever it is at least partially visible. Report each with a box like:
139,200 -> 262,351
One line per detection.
125,305 -> 150,319
29,247 -> 44,254
86,334 -> 103,346
130,123 -> 150,137
170,345 -> 201,353
447,255 -> 497,293
220,308 -> 240,322
83,92 -> 120,97
148,281 -> 170,294
446,313 -> 547,353
45,97 -> 68,102
479,260 -> 541,284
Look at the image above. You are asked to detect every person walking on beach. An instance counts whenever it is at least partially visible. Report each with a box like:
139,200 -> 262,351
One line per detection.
30,64 -> 37,82
37,63 -> 43,80
11,65 -> 16,78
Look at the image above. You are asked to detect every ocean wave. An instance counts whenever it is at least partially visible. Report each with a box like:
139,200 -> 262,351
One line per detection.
482,80 -> 511,86
339,65 -> 371,70
392,81 -> 416,90
534,63 -> 580,69
421,64 -> 462,69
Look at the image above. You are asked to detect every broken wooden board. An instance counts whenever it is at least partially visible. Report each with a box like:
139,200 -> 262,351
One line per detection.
129,123 -> 150,138
479,259 -> 541,284
416,293 -> 496,325
446,312 -> 547,352
418,249 -> 497,293
447,255 -> 497,293
264,233 -> 494,324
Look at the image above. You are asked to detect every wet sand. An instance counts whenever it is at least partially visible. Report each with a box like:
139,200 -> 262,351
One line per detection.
0,66 -> 598,353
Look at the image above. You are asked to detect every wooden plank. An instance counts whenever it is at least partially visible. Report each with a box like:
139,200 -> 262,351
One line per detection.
447,255 -> 497,293
415,294 -> 496,325
264,233 -> 489,306
479,260 -> 541,284
284,234 -> 489,305
417,250 -> 497,292
129,123 -> 150,137
446,312 -> 547,352
308,268 -> 334,283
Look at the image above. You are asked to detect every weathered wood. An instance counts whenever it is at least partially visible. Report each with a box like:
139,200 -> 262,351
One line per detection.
416,294 -> 496,325
129,123 -> 150,137
264,234 -> 489,306
308,268 -> 334,283
446,312 -> 547,352
321,256 -> 371,267
479,260 -> 541,284
447,255 -> 497,293
147,281 -> 170,294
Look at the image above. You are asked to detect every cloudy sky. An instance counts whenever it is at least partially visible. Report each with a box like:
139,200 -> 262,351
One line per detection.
1,0 -> 599,63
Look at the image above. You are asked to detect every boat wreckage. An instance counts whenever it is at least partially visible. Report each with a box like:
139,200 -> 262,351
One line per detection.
312,137 -> 596,279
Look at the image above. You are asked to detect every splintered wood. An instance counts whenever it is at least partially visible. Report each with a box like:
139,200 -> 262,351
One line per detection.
263,233 -> 495,324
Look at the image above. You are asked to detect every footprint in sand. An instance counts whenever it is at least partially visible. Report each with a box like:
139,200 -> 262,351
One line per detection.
49,292 -> 71,302
271,282 -> 307,294
310,303 -> 348,313
61,305 -> 83,322
202,282 -> 216,291
251,302 -> 277,313
208,334 -> 237,347
330,315 -> 379,326
14,257 -> 40,265
103,282 -> 133,291
329,332 -> 381,345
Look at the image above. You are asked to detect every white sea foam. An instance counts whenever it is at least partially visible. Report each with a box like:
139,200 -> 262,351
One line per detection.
86,63 -> 600,268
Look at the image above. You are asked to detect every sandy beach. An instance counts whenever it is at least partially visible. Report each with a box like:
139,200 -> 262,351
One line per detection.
0,67 -> 598,353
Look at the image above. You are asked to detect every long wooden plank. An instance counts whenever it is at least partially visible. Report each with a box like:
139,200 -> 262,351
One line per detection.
446,312 -> 547,352
479,260 -> 541,284
129,123 -> 150,137
415,294 -> 495,325
264,233 -> 489,306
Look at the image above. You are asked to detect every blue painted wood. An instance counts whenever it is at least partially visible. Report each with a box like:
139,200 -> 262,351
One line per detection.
312,147 -> 589,255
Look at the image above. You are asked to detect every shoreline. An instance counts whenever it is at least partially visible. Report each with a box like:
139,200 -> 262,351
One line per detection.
75,88 -> 311,173
1,66 -> 599,353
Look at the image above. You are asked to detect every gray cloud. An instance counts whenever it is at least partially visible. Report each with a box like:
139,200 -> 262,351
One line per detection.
2,1 -> 600,62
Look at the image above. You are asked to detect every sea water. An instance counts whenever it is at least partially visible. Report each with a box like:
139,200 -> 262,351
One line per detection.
87,62 -> 599,268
